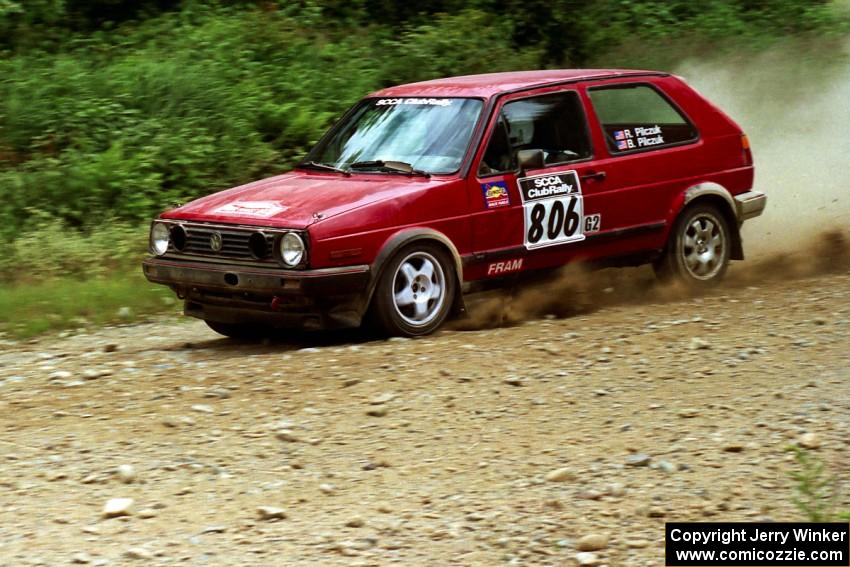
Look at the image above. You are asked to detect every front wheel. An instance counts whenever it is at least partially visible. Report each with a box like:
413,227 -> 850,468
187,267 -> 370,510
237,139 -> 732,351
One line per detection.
655,203 -> 732,287
371,244 -> 456,337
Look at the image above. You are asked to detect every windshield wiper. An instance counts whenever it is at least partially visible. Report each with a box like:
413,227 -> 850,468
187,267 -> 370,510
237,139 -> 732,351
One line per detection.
298,161 -> 351,176
348,160 -> 431,178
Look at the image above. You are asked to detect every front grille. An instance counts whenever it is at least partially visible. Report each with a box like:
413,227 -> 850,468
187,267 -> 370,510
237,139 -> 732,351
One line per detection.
182,226 -> 271,259
163,221 -> 282,265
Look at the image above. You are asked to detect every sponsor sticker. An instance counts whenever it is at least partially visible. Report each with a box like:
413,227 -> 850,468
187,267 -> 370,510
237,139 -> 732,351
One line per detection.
213,201 -> 288,218
487,258 -> 523,276
481,181 -> 511,209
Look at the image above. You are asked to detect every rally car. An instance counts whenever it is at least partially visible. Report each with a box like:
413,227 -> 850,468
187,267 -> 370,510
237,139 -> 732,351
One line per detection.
143,69 -> 766,338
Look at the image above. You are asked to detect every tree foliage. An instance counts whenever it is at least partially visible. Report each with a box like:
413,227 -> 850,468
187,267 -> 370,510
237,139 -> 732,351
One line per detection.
0,0 -> 844,239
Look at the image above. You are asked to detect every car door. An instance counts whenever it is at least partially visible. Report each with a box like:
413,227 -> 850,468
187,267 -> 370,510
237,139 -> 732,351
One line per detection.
467,87 -> 608,279
576,78 -> 704,253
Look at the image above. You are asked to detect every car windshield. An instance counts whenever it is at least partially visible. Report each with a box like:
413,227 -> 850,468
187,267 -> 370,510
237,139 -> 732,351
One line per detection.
307,97 -> 483,175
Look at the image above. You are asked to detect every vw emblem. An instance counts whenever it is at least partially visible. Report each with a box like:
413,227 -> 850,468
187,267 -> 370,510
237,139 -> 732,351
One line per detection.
209,231 -> 223,252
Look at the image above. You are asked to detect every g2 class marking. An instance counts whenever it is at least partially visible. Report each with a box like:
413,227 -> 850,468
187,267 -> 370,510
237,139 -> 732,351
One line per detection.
517,170 -> 585,250
584,214 -> 601,233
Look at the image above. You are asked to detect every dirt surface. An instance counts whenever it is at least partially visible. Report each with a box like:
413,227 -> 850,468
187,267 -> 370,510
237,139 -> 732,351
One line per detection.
1,269 -> 849,566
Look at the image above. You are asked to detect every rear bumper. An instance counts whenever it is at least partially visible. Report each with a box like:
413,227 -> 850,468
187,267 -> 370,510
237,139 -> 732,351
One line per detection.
142,257 -> 371,329
734,191 -> 767,222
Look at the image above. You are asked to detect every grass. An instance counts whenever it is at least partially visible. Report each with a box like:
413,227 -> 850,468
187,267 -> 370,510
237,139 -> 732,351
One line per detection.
0,272 -> 178,339
0,223 -> 179,340
787,446 -> 848,522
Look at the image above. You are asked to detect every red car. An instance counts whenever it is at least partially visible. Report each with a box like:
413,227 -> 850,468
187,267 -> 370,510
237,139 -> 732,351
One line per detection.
143,69 -> 766,337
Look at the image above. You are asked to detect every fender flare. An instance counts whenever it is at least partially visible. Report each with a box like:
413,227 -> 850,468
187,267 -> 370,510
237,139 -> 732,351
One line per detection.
670,182 -> 743,260
682,182 -> 737,216
364,228 -> 465,315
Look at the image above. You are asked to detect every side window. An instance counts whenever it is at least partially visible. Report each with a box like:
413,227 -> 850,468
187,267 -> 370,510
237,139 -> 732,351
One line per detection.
588,84 -> 698,153
478,91 -> 592,176
479,115 -> 515,175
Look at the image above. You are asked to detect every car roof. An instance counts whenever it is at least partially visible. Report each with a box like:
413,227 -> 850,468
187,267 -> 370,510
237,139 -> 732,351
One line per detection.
370,69 -> 666,99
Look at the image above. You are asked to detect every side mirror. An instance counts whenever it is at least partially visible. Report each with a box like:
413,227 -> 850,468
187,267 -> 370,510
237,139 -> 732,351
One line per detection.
517,149 -> 544,172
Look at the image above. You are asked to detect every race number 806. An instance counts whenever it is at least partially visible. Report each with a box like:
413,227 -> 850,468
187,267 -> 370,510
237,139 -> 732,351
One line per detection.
525,195 -> 582,246
518,170 -> 587,250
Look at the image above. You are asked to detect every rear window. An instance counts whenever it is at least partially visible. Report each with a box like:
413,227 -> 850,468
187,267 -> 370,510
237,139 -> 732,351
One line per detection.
588,84 -> 697,154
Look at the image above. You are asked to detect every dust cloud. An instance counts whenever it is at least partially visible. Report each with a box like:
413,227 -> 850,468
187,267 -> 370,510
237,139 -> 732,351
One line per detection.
677,40 -> 850,257
456,229 -> 850,331
457,42 -> 850,330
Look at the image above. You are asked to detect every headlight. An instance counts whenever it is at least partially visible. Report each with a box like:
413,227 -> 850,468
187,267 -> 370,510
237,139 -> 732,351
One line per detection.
280,232 -> 305,267
150,222 -> 170,256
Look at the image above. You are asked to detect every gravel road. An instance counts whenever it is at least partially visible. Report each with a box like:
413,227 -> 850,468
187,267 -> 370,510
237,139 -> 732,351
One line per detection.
1,268 -> 848,566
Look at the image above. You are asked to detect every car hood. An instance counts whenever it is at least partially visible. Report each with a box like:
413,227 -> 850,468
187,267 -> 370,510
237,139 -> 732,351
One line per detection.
163,171 -> 441,229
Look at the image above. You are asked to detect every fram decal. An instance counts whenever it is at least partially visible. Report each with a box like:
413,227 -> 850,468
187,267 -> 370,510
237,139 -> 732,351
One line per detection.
487,258 -> 523,276
213,201 -> 288,218
481,181 -> 511,209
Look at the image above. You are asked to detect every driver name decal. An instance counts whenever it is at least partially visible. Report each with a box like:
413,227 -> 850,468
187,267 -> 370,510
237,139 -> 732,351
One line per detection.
614,126 -> 665,151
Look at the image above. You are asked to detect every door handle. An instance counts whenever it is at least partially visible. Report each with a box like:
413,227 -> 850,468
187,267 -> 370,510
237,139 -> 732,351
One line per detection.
581,170 -> 606,182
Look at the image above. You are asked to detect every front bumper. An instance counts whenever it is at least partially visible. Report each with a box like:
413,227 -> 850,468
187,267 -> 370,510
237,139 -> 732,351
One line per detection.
734,191 -> 767,222
142,257 -> 371,329
143,257 -> 370,296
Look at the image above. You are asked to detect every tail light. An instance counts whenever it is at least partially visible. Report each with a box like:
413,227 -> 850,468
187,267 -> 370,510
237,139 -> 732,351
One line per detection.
741,134 -> 753,166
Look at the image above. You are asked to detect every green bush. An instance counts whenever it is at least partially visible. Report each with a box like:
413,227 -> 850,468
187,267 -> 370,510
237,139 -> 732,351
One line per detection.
0,4 -> 544,241
0,219 -> 147,283
0,0 -> 846,279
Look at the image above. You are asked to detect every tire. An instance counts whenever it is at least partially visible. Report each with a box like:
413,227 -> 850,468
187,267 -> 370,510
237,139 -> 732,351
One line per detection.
370,243 -> 457,337
655,203 -> 732,287
204,320 -> 270,340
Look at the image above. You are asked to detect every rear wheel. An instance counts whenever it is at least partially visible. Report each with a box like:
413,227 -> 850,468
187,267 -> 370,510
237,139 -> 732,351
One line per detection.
655,203 -> 732,287
371,244 -> 456,337
204,320 -> 270,340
